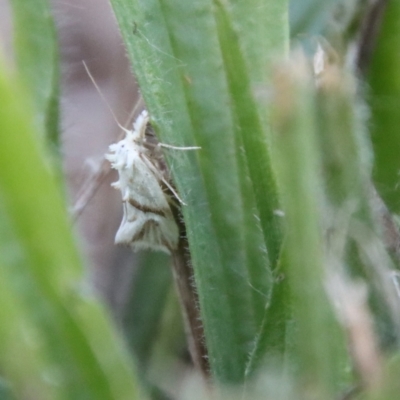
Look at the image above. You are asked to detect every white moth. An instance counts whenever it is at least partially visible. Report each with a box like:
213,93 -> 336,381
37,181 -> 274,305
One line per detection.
106,110 -> 197,254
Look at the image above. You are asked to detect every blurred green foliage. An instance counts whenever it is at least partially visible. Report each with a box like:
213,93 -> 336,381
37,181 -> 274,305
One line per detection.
1,0 -> 400,399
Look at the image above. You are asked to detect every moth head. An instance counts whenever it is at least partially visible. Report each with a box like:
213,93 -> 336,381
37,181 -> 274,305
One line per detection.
105,110 -> 150,169
105,139 -> 130,169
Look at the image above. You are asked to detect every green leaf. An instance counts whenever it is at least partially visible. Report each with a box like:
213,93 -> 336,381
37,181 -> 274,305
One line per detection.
0,55 -> 140,400
110,0 -> 288,383
270,58 -> 348,398
289,0 -> 339,37
122,253 -> 173,371
9,0 -> 60,147
213,0 -> 286,267
245,247 -> 291,377
368,0 -> 400,214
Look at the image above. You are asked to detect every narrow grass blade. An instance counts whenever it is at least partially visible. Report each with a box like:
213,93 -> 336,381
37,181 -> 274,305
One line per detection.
9,0 -> 60,148
270,56 -> 347,398
122,253 -> 173,371
368,1 -> 400,214
0,56 -> 140,400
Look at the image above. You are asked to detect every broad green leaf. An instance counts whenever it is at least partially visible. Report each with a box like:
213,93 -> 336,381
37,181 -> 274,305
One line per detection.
110,0 -> 288,383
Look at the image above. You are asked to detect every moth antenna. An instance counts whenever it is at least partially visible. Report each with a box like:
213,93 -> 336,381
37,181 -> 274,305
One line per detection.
82,61 -> 130,134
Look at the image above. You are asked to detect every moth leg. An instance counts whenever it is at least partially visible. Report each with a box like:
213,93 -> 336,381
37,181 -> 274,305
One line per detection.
140,153 -> 187,206
157,143 -> 201,151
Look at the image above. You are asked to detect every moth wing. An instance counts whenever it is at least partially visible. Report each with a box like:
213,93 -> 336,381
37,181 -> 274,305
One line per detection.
110,141 -> 179,253
119,151 -> 171,212
115,201 -> 179,253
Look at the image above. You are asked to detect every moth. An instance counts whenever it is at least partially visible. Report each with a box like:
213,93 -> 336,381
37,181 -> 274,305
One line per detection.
106,110 -> 198,254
